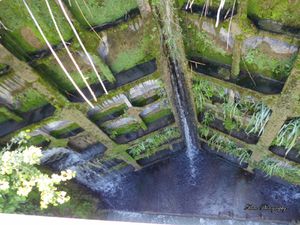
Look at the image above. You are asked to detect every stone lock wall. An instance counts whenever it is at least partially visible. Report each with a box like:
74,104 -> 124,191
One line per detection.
0,0 -> 300,184
178,0 -> 300,184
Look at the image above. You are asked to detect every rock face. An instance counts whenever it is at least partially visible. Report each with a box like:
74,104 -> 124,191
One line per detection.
0,74 -> 26,107
103,117 -> 137,130
43,120 -> 72,133
129,79 -> 161,100
200,20 -> 234,50
202,21 -> 216,36
219,28 -> 234,49
41,146 -> 133,193
97,34 -> 109,61
129,17 -> 143,31
41,148 -> 82,171
243,36 -> 298,55
253,19 -> 300,38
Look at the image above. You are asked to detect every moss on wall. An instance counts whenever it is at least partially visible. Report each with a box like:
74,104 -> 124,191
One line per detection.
0,63 -> 7,71
181,14 -> 232,65
248,0 -> 300,27
71,30 -> 115,82
242,48 -> 297,81
50,123 -> 81,138
64,0 -> 138,27
34,48 -> 113,92
0,113 -> 8,124
26,134 -> 49,147
0,107 -> 23,122
105,120 -> 142,137
90,104 -> 127,122
14,88 -> 49,113
105,17 -> 160,73
0,0 -> 73,59
143,108 -> 173,124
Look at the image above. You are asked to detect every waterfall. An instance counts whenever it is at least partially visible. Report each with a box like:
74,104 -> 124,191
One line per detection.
41,145 -> 128,196
170,59 -> 199,179
154,0 -> 201,179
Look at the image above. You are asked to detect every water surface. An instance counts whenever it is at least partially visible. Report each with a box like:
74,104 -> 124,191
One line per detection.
98,149 -> 300,222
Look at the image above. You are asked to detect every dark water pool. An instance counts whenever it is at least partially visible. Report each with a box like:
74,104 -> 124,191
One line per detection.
98,149 -> 300,223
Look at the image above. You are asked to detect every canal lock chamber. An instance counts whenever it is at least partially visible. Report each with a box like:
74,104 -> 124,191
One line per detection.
0,0 -> 300,224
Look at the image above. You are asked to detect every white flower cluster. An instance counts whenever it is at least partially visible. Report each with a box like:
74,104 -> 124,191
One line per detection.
37,170 -> 76,209
0,133 -> 76,211
0,180 -> 9,191
22,146 -> 43,165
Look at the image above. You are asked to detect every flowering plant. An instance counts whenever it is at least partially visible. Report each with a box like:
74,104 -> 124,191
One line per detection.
0,131 -> 75,212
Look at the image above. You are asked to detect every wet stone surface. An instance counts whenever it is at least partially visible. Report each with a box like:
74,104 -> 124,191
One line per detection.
189,57 -> 285,94
113,114 -> 175,144
198,113 -> 259,144
98,149 -> 300,222
181,3 -> 237,21
0,104 -> 55,137
67,59 -> 157,102
269,146 -> 300,164
247,16 -> 300,38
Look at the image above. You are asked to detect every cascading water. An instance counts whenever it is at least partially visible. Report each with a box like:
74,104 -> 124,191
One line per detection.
155,0 -> 201,179
41,145 -> 130,197
170,59 -> 200,180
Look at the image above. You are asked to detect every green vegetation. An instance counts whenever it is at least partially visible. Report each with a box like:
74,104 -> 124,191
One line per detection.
128,127 -> 180,157
273,118 -> 300,156
222,101 -> 243,131
65,0 -> 138,27
18,181 -> 102,219
50,123 -> 82,138
111,45 -> 152,73
0,0 -> 73,59
26,134 -> 49,147
131,94 -> 160,107
243,49 -> 297,81
192,79 -> 226,112
152,0 -> 182,60
142,108 -> 173,124
36,49 -> 113,92
248,0 -> 300,27
107,20 -> 159,73
92,53 -> 115,82
0,132 -> 75,213
198,111 -> 215,139
0,113 -> 8,124
207,133 -> 251,165
68,30 -> 115,83
105,120 -> 142,138
14,88 -> 48,113
246,103 -> 271,136
255,158 -> 300,184
192,78 -> 271,135
0,107 -> 23,123
181,15 -> 232,65
0,64 -> 8,73
90,104 -> 127,122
